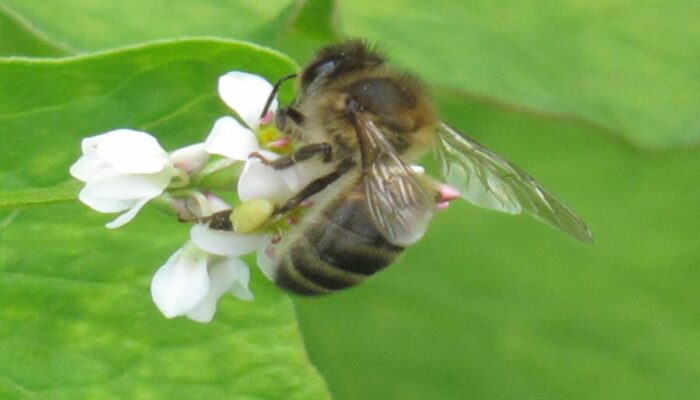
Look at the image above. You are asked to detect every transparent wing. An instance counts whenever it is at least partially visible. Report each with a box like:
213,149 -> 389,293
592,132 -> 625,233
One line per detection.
354,115 -> 435,247
435,122 -> 592,242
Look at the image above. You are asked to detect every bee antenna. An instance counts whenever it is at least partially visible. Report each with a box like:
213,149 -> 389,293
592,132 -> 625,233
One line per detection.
260,73 -> 298,119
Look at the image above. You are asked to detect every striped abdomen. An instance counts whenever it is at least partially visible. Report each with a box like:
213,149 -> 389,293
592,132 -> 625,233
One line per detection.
273,185 -> 404,295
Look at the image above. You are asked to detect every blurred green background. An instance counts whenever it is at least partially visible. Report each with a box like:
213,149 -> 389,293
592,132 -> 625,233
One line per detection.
1,0 -> 699,399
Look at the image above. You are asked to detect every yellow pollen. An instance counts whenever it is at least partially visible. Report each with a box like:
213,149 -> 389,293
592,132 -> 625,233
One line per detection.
230,199 -> 275,233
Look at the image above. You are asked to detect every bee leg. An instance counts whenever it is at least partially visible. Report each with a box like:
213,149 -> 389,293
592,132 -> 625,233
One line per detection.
289,143 -> 333,164
250,143 -> 333,170
274,158 -> 354,215
200,210 -> 234,231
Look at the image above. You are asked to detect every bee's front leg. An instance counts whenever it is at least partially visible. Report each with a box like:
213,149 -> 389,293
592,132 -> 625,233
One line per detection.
249,142 -> 333,170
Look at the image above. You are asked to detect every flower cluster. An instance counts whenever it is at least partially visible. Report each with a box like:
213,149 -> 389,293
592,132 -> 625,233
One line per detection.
70,71 -> 317,323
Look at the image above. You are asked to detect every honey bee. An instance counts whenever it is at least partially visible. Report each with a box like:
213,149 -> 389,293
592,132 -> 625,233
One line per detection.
229,41 -> 592,295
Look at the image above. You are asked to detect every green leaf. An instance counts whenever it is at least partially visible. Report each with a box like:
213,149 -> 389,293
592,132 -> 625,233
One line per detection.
0,4 -> 70,57
0,0 -> 293,54
337,1 -> 700,149
294,91 -> 700,400
0,39 -> 330,399
250,0 -> 342,61
0,0 -> 341,65
5,0 -> 697,149
0,205 -> 330,399
0,181 -> 79,210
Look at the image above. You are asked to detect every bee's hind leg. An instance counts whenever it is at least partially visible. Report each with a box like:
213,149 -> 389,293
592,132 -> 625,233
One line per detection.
274,158 -> 354,215
250,142 -> 333,170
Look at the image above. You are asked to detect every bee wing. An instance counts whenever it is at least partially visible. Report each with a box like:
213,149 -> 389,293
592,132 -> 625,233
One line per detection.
435,122 -> 592,242
353,114 -> 435,247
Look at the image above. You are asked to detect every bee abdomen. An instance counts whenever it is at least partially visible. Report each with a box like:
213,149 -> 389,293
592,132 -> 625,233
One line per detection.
274,193 -> 404,295
274,238 -> 366,295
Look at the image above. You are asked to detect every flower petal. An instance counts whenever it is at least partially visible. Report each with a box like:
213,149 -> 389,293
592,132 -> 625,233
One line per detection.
78,186 -> 135,213
190,223 -> 267,257
238,155 -> 334,203
185,192 -> 233,219
279,159 -> 334,195
84,129 -> 171,173
256,246 -> 276,281
83,171 -> 173,200
218,71 -> 277,130
151,243 -> 210,319
170,143 -> 209,174
185,257 -> 252,322
204,116 -> 260,161
69,155 -> 111,182
237,156 -> 293,202
205,193 -> 233,214
230,271 -> 254,301
105,196 -> 153,229
70,159 -> 129,184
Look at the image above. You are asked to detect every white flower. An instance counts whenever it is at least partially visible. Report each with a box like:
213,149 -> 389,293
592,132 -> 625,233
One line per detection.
204,71 -> 278,161
69,129 -> 179,229
204,116 -> 262,162
218,71 -> 278,132
151,223 -> 267,323
204,71 -> 332,204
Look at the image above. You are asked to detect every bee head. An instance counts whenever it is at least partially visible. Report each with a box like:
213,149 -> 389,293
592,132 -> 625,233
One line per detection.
300,40 -> 384,91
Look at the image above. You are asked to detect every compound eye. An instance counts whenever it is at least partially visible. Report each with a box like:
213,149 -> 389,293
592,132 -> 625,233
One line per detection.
301,58 -> 340,88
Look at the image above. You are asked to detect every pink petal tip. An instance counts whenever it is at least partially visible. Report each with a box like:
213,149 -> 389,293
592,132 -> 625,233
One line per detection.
260,111 -> 274,125
437,184 -> 460,202
436,201 -> 450,211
